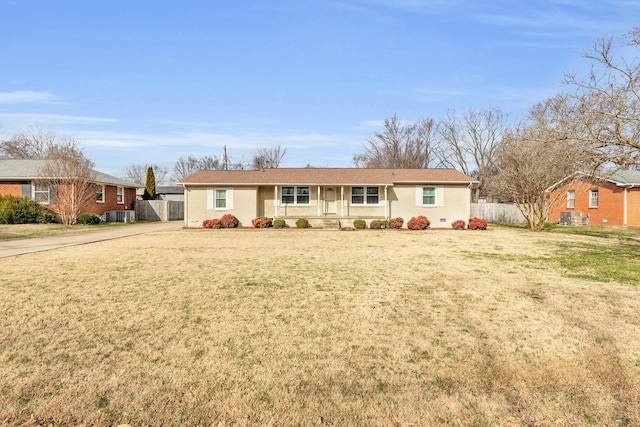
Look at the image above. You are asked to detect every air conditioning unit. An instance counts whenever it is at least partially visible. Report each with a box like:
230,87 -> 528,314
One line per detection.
105,210 -> 135,223
559,211 -> 582,226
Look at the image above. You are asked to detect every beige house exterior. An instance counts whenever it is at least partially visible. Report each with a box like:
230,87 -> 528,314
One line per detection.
178,168 -> 477,228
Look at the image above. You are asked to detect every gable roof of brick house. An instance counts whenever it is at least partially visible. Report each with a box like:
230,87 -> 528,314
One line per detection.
0,159 -> 139,188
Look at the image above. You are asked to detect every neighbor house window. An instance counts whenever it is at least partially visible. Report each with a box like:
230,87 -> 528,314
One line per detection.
96,184 -> 105,203
33,183 -> 52,204
215,189 -> 227,209
281,186 -> 310,205
589,189 -> 599,208
422,187 -> 436,206
351,187 -> 379,205
116,186 -> 124,204
567,190 -> 575,209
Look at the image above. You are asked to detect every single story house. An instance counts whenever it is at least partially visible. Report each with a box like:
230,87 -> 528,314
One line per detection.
178,168 -> 478,228
0,159 -> 138,217
156,185 -> 185,202
549,170 -> 640,227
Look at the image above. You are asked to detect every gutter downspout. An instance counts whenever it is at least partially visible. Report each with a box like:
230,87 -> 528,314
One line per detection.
183,186 -> 188,227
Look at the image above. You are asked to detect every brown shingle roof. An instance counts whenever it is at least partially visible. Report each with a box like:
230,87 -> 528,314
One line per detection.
178,168 -> 477,186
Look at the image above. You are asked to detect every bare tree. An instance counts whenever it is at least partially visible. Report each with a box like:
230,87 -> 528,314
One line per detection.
489,97 -> 596,231
122,163 -> 170,186
437,108 -> 508,201
564,28 -> 640,168
353,114 -> 439,168
37,138 -> 97,225
173,154 -> 224,182
251,145 -> 287,169
0,126 -> 55,159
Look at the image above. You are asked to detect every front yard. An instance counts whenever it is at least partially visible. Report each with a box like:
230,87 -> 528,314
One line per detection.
1,227 -> 639,425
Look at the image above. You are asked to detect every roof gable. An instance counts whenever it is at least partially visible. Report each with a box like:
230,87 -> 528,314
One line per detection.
178,168 -> 477,186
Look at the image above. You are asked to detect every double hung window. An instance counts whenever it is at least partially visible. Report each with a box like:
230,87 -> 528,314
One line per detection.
351,187 -> 379,205
281,186 -> 310,204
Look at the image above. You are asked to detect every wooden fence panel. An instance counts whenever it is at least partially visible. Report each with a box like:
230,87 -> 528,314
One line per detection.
470,203 -> 526,223
135,200 -> 184,221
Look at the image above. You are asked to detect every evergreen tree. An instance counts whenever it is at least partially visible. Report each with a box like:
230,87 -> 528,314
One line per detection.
143,166 -> 156,200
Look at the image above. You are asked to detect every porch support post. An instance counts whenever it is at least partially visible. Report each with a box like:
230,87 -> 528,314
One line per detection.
341,186 -> 344,216
274,186 -> 278,217
317,186 -> 321,216
384,185 -> 388,219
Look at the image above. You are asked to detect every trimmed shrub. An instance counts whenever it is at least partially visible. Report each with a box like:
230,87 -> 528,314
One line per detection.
252,216 -> 272,228
451,220 -> 466,230
407,215 -> 430,230
370,219 -> 383,229
295,218 -> 310,228
76,213 -> 100,225
0,195 -> 56,224
353,219 -> 366,229
388,217 -> 404,229
273,219 -> 287,229
202,218 -> 222,229
220,214 -> 239,228
468,217 -> 488,230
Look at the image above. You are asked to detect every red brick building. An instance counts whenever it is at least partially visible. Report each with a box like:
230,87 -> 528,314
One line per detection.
0,159 -> 138,218
549,171 -> 640,227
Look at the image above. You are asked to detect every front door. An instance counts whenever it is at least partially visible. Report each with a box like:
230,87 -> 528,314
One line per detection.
324,187 -> 337,214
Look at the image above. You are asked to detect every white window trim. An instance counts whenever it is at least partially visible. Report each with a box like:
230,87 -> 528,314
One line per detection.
350,186 -> 382,206
33,182 -> 52,205
589,189 -> 599,208
96,184 -> 105,203
567,190 -> 575,209
417,186 -> 444,207
208,188 -> 234,211
280,186 -> 311,206
116,186 -> 125,204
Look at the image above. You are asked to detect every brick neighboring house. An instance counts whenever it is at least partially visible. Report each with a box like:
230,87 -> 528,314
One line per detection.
0,159 -> 138,217
549,170 -> 640,227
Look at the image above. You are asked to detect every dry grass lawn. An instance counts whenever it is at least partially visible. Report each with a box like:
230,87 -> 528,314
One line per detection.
1,227 -> 639,426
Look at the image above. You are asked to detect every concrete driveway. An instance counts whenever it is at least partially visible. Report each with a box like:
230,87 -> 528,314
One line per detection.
0,221 -> 182,259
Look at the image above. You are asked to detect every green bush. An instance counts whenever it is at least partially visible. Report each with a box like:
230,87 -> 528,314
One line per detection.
353,219 -> 366,229
273,219 -> 287,229
295,218 -> 310,228
0,195 -> 56,224
76,213 -> 100,225
370,219 -> 389,229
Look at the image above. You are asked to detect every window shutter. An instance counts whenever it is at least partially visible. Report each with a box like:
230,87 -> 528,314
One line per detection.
416,187 -> 423,206
436,186 -> 444,206
227,189 -> 233,210
207,188 -> 214,210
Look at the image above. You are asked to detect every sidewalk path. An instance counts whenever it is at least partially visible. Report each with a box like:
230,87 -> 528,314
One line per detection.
0,221 -> 182,259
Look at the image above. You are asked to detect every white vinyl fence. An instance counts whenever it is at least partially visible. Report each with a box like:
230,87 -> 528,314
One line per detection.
470,203 -> 526,223
135,200 -> 184,221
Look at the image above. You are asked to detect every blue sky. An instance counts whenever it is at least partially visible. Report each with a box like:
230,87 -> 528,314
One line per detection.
1,0 -> 638,180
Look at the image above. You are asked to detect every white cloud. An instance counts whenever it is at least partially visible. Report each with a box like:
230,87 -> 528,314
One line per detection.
0,91 -> 57,104
0,113 -> 118,126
